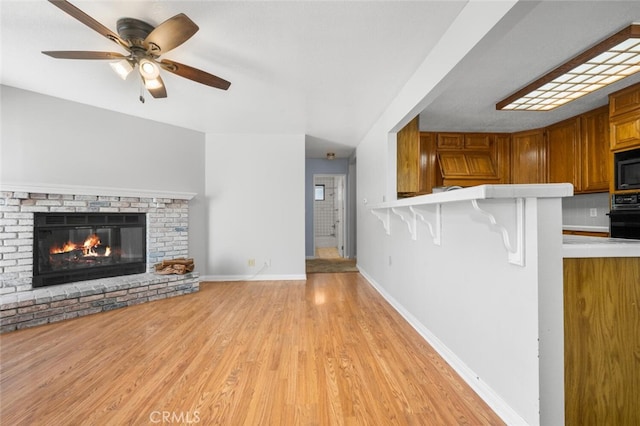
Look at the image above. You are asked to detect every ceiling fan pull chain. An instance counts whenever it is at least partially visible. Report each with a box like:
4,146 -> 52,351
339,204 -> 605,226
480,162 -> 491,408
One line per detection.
139,77 -> 145,103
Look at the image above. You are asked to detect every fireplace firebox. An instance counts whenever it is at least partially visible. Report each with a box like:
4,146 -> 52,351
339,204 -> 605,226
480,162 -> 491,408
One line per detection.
33,213 -> 146,287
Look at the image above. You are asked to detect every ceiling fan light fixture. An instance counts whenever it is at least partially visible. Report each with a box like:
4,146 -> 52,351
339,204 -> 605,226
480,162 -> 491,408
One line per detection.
497,23 -> 640,111
109,59 -> 133,80
144,77 -> 163,90
139,58 -> 160,80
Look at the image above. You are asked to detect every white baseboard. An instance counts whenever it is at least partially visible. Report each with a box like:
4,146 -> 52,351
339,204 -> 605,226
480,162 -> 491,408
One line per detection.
200,274 -> 307,282
357,266 -> 528,426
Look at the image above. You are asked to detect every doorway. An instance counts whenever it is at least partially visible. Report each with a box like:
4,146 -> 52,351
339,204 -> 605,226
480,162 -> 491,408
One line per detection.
313,174 -> 346,259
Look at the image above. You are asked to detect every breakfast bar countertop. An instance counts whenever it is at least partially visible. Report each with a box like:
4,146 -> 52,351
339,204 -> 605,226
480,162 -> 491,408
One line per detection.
562,235 -> 640,258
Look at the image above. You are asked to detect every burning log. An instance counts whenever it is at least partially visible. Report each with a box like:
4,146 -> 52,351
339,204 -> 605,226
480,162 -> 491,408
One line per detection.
154,258 -> 194,275
50,249 -> 85,265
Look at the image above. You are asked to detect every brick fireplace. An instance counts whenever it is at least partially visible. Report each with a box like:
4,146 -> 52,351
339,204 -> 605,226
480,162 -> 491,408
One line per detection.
0,185 -> 200,332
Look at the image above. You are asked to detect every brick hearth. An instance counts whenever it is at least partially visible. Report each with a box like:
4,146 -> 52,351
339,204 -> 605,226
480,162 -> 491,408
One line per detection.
0,187 -> 199,333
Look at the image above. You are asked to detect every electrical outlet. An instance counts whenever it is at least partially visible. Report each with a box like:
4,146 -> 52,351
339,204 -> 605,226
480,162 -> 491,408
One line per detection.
388,256 -> 392,266
248,258 -> 255,267
590,208 -> 598,217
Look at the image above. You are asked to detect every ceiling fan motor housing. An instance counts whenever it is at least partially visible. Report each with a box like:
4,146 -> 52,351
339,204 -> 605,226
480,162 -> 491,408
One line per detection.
116,17 -> 154,49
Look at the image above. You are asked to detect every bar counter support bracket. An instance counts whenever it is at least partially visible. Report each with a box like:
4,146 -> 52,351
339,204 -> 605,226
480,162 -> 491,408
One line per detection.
471,198 -> 525,266
410,204 -> 442,245
371,208 -> 390,235
391,207 -> 417,240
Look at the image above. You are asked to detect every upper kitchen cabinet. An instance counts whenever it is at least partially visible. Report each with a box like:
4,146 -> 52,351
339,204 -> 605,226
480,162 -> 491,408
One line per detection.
547,117 -> 581,189
545,107 -> 610,194
397,116 -> 422,196
396,117 -> 440,197
435,133 -> 507,187
436,133 -> 492,150
580,106 -> 610,193
610,82 -> 640,152
511,129 -> 547,184
436,133 -> 464,149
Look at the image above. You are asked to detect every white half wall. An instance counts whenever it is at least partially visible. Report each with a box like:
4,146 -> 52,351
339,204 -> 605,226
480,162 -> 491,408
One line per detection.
352,1 -> 567,425
0,85 -> 207,272
204,134 -> 306,281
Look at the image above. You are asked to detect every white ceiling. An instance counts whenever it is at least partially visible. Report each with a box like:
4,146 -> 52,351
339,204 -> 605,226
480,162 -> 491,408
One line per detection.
2,1 -> 640,159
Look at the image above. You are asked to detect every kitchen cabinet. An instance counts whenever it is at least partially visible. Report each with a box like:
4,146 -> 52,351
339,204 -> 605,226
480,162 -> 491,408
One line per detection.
609,81 -> 640,118
580,106 -> 610,193
437,151 -> 496,178
397,116 -> 422,195
398,106 -> 609,191
436,133 -> 464,149
510,129 -> 546,184
610,82 -> 640,151
547,117 -> 580,189
396,117 -> 440,197
545,107 -> 609,194
564,257 -> 640,426
436,133 -> 492,150
435,133 -> 505,186
610,110 -> 640,151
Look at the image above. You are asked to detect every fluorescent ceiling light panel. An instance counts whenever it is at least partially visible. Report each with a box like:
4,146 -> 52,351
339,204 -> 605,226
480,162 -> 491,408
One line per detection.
497,24 -> 640,111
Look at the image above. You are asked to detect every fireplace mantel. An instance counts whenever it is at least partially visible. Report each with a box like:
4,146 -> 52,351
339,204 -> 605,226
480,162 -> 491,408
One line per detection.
0,183 -> 196,201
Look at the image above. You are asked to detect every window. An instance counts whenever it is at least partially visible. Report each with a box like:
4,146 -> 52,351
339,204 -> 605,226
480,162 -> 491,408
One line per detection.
314,184 -> 325,201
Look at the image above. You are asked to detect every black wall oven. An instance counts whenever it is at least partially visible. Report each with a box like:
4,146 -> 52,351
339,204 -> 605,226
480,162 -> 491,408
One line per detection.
609,192 -> 640,239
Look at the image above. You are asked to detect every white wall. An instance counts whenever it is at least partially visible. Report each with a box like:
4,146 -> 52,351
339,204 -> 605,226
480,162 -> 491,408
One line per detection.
0,85 -> 207,272
353,1 -> 569,425
204,134 -> 305,280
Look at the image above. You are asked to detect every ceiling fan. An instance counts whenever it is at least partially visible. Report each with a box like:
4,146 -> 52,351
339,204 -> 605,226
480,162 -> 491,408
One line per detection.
42,0 -> 231,102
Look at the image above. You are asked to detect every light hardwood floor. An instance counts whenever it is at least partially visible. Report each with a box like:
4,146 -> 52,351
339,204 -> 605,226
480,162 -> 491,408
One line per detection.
0,273 -> 504,425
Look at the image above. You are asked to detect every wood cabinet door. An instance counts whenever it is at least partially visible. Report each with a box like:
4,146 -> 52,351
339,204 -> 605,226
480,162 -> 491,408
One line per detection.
564,258 -> 640,426
609,82 -> 640,118
511,129 -> 546,184
581,107 -> 610,193
437,133 -> 464,149
547,117 -> 580,191
437,152 -> 469,176
397,116 -> 421,194
610,111 -> 640,151
465,153 -> 496,176
464,134 -> 493,149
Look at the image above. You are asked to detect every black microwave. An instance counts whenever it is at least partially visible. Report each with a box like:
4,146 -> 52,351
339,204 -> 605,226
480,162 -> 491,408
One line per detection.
615,148 -> 640,190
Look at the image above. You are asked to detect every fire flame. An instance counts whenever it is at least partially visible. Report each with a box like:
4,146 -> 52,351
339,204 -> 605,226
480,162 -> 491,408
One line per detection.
50,234 -> 110,257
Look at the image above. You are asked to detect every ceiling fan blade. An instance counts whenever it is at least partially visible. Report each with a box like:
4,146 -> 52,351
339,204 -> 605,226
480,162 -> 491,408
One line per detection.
143,14 -> 198,55
47,0 -> 127,48
159,59 -> 231,90
143,75 -> 168,99
42,51 -> 127,60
